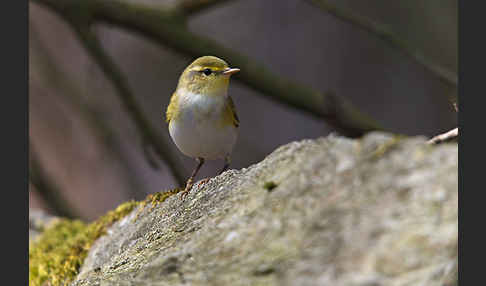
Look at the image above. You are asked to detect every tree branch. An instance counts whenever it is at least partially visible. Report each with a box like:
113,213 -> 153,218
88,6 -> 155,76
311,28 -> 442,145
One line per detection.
72,25 -> 186,186
176,0 -> 233,16
30,22 -> 150,199
306,0 -> 457,87
31,0 -> 384,137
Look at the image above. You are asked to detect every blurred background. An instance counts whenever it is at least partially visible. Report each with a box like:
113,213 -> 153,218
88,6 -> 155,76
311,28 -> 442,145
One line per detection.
29,0 -> 457,221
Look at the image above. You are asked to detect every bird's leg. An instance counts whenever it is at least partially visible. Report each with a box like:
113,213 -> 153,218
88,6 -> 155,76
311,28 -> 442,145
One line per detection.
196,156 -> 231,189
218,155 -> 231,175
180,157 -> 205,200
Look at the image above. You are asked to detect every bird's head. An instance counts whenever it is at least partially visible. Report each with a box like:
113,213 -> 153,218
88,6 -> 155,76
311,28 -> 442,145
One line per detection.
176,56 -> 240,96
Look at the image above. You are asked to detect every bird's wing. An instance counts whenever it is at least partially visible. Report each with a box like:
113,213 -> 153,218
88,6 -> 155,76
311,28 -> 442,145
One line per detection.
165,92 -> 179,123
226,96 -> 239,128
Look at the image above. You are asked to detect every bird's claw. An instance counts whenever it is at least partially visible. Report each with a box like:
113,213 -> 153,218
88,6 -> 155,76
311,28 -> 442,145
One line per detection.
180,183 -> 193,201
180,190 -> 190,201
179,178 -> 211,201
197,178 -> 210,188
179,191 -> 188,201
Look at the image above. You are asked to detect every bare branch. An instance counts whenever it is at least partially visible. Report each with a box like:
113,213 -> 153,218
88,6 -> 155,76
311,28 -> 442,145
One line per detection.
427,128 -> 458,145
427,99 -> 458,145
72,25 -> 186,186
306,0 -> 457,87
31,0 -> 384,137
177,0 -> 233,16
30,22 -> 149,199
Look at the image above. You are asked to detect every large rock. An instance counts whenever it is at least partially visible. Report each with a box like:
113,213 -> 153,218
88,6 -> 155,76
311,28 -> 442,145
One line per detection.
72,132 -> 458,286
29,209 -> 57,241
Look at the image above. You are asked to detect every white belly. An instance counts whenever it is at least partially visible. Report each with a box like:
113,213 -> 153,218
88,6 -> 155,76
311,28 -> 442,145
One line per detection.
169,93 -> 238,160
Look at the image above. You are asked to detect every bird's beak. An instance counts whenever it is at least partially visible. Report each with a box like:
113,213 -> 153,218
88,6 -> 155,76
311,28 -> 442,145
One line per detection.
222,68 -> 240,76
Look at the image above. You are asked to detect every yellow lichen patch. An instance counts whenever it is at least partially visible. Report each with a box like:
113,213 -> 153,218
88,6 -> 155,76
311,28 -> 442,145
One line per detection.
134,188 -> 182,221
369,135 -> 404,159
29,200 -> 138,286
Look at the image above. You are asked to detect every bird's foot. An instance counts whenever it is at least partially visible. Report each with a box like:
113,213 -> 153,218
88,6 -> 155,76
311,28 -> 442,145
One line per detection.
180,182 -> 193,201
197,178 -> 210,188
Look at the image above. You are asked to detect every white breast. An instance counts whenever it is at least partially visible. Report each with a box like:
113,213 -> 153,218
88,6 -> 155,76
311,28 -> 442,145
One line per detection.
169,92 -> 238,160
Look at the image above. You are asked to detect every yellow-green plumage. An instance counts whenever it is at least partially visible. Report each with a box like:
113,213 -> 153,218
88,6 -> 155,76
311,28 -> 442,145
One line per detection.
165,92 -> 179,123
176,56 -> 232,96
225,96 -> 239,128
165,56 -> 240,199
166,56 -> 240,160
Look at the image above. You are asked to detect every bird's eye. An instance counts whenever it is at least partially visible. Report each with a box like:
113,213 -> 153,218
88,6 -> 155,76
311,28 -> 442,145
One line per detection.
202,68 -> 212,76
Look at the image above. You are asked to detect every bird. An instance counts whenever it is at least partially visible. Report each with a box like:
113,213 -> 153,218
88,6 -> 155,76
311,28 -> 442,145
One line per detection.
165,56 -> 240,200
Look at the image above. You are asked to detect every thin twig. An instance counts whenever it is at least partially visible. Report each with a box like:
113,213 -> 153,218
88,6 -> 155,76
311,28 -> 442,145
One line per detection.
306,0 -> 457,87
428,98 -> 458,145
31,0 -> 384,137
427,128 -> 458,145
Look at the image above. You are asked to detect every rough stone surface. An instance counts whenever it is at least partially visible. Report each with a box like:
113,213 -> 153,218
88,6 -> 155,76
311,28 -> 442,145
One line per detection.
70,132 -> 457,286
29,209 -> 57,241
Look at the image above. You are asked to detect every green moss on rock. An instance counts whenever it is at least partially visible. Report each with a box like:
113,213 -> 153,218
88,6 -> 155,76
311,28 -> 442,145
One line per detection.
134,188 -> 182,220
29,200 -> 139,286
370,135 -> 404,159
263,181 -> 278,191
29,187 -> 184,286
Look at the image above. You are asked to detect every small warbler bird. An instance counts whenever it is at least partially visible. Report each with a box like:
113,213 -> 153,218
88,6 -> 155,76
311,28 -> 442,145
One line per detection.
166,56 -> 240,199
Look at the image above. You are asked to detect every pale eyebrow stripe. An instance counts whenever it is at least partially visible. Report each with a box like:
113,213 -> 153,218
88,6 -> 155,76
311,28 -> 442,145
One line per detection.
191,65 -> 226,72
